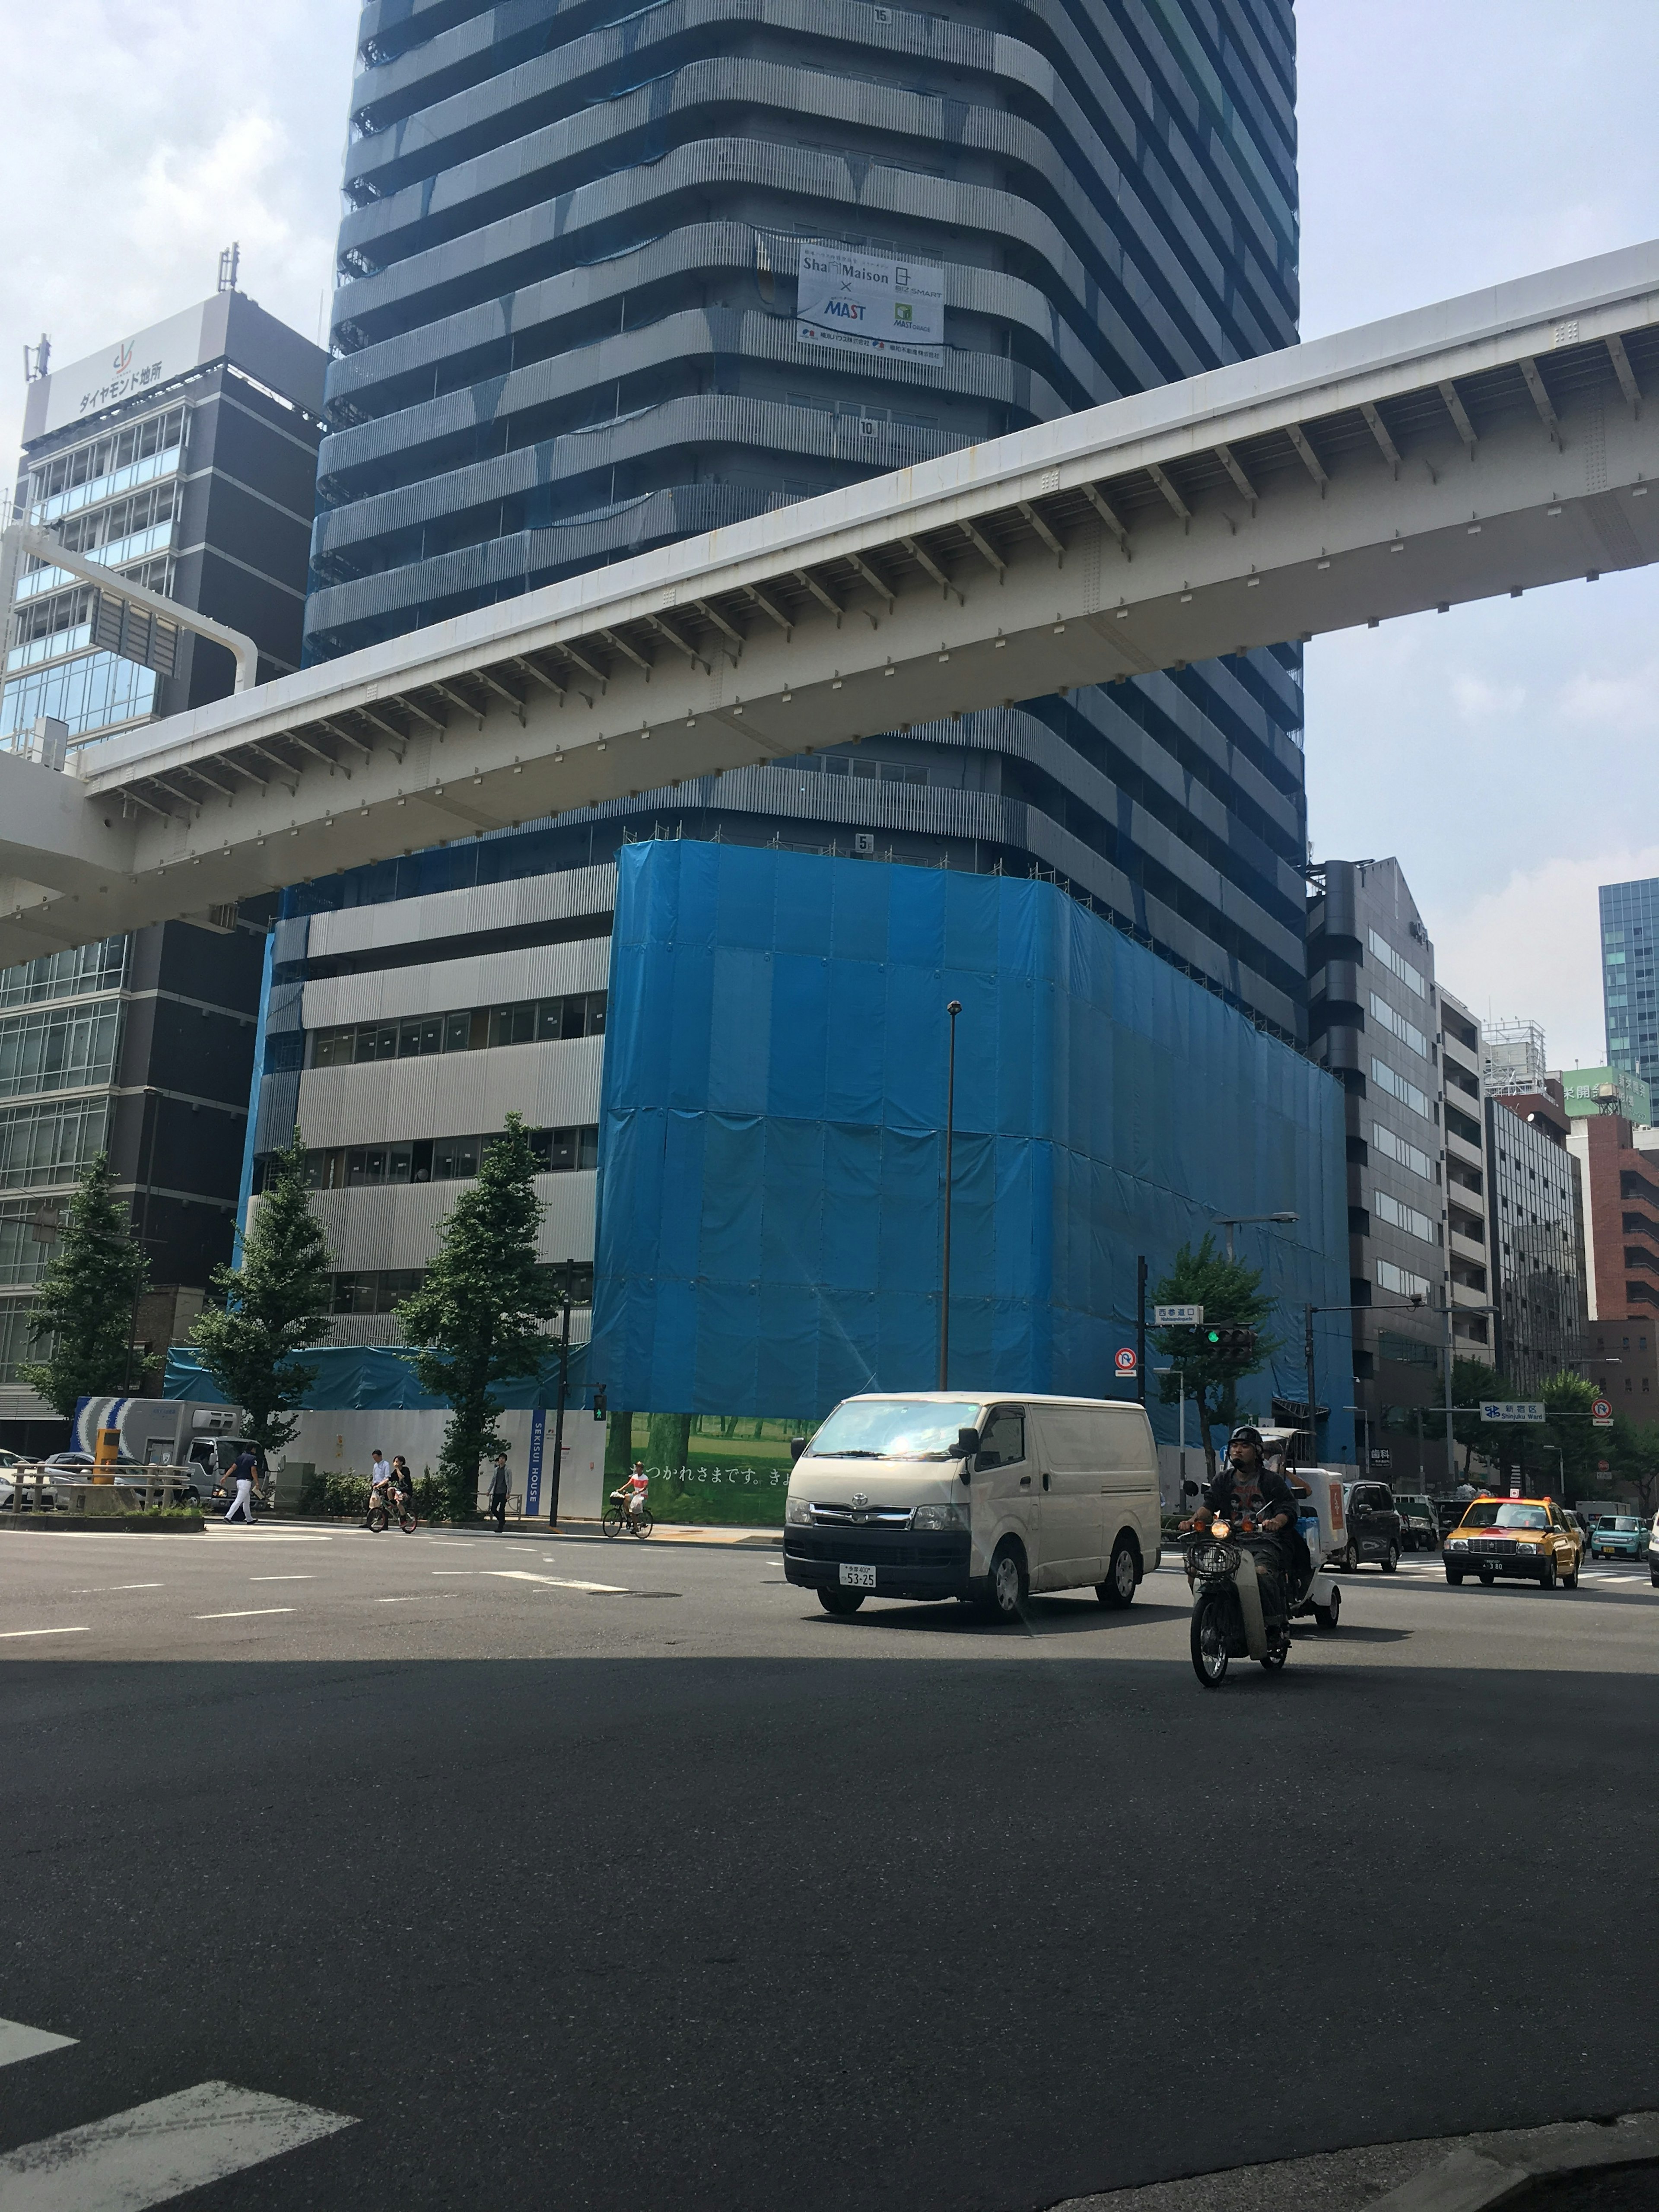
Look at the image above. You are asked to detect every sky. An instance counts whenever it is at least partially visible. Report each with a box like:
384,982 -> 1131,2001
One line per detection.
0,0 -> 1655,1067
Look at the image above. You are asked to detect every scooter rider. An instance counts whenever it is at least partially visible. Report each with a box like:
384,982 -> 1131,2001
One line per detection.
1195,1426 -> 1306,1611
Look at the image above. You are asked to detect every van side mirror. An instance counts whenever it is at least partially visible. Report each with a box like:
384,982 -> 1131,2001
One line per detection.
955,1428 -> 981,1459
788,1436 -> 806,1464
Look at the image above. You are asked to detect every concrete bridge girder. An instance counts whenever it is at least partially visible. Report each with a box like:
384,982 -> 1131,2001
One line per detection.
2,242 -> 1658,964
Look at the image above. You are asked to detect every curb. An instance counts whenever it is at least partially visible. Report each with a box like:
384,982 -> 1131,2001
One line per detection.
0,1514 -> 204,1534
1368,2112 -> 1659,2210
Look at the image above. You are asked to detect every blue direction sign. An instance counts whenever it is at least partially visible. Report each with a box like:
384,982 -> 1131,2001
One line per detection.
1481,1400 -> 1546,1424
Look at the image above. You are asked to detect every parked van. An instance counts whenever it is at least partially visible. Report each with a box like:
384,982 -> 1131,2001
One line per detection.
782,1392 -> 1161,1622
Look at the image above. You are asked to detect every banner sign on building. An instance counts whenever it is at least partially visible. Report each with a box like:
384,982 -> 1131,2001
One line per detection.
524,1406 -> 547,1517
35,303 -> 213,438
796,243 -> 944,366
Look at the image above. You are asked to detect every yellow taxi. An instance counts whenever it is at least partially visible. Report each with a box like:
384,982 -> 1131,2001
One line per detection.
1442,1494 -> 1582,1590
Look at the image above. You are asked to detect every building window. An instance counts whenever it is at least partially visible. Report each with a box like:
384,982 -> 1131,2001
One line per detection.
1376,1258 -> 1430,1299
1373,1188 -> 1436,1243
1369,929 -> 1426,998
280,1125 -> 600,1190
1371,1058 -> 1431,1119
308,991 -> 607,1070
1370,994 -> 1429,1059
0,939 -> 126,1012
0,999 -> 121,1100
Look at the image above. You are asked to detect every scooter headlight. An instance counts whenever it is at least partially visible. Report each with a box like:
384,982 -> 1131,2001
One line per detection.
1210,1519 -> 1231,1539
1193,1539 -> 1241,1580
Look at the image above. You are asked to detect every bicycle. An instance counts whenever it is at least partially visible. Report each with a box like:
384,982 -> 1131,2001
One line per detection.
366,1485 -> 419,1534
602,1499 -> 655,1540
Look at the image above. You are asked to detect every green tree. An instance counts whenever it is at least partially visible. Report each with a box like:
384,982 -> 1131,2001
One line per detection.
1537,1370 -> 1600,1499
395,1114 -> 558,1519
20,1153 -> 148,1417
1147,1236 -> 1280,1484
1599,1413 -> 1659,1515
1422,1357 -> 1508,1478
191,1131 -> 332,1455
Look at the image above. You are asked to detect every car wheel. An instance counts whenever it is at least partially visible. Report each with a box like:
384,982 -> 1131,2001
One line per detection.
1381,1545 -> 1398,1575
981,1541 -> 1028,1624
1650,1568 -> 1659,1588
1478,1568 -> 1495,1586
1538,1557 -> 1556,1591
1313,1585 -> 1341,1631
817,1586 -> 866,1616
1445,1569 -> 1465,1586
1341,1540 -> 1359,1573
1562,1559 -> 1579,1589
1096,1535 -> 1139,1609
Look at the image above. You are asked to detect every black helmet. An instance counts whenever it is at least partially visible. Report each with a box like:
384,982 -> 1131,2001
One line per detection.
1229,1426 -> 1265,1451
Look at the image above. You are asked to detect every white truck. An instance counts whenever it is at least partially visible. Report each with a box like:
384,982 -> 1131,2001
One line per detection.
70,1397 -> 259,1501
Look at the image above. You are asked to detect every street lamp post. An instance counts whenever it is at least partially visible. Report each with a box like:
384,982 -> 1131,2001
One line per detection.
1212,1210 -> 1298,1263
938,1000 -> 961,1392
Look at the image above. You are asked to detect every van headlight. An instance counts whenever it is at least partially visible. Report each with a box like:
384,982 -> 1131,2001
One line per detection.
785,1498 -> 812,1526
912,1503 -> 967,1531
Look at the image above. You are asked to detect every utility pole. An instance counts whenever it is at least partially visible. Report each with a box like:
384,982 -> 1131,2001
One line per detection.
938,1000 -> 960,1391
1136,1255 -> 1147,1406
1304,1302 -> 1316,1457
547,1277 -> 572,1528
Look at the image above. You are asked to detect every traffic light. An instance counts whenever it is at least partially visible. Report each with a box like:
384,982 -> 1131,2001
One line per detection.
592,1384 -> 608,1417
1203,1324 -> 1257,1363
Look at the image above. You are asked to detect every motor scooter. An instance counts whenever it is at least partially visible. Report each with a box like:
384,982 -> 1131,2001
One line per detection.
1182,1510 -> 1341,1686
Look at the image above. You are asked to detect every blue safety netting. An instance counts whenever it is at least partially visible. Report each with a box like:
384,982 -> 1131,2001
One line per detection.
588,841 -> 1354,1454
164,1342 -> 588,1411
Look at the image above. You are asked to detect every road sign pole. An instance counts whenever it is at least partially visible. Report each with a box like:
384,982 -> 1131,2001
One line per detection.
1136,1255 -> 1147,1407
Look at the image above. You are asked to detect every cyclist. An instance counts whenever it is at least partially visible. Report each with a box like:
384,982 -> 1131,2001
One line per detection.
367,1449 -> 393,1524
609,1459 -> 649,1526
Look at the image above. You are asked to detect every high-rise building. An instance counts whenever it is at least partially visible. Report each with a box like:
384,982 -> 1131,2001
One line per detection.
1306,859 -> 1448,1483
1599,877 -> 1659,1091
1439,990 -> 1493,1365
249,2 -> 1313,1402
0,292 -> 326,1442
1483,1072 -> 1587,1396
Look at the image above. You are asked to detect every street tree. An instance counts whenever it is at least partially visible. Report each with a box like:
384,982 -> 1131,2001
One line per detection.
1147,1236 -> 1280,1484
191,1131 -> 332,1456
1536,1370 -> 1600,1500
20,1154 -> 148,1417
396,1113 -> 559,1519
1422,1357 -> 1508,1478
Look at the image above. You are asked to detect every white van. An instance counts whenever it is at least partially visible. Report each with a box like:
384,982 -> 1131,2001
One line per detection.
782,1392 -> 1162,1622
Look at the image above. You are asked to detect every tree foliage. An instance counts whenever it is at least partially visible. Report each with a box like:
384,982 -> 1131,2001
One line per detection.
191,1131 -> 332,1454
1147,1236 -> 1280,1482
395,1114 -> 558,1518
20,1153 -> 148,1417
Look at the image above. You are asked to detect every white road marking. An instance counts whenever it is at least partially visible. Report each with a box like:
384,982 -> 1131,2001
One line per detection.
67,1585 -> 164,1594
248,1575 -> 313,1583
430,1570 -> 479,1577
200,1533 -> 332,1544
486,1569 -> 629,1595
0,2078 -> 355,2208
0,2017 -> 76,2070
376,1594 -> 458,1604
0,1627 -> 89,1641
193,1608 -> 296,1621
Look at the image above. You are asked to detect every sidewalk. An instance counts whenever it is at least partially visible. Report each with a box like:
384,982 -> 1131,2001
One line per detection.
258,1513 -> 784,1549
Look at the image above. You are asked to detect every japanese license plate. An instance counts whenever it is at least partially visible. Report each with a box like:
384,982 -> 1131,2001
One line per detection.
839,1562 -> 876,1589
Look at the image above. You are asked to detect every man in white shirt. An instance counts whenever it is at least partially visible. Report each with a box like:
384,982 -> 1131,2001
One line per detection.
369,1450 -> 391,1494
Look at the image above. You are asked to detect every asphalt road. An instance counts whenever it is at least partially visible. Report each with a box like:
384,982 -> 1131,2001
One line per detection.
1,1523 -> 1656,2211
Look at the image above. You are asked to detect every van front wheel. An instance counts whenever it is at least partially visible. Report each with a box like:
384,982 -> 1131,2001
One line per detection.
817,1586 -> 865,1617
1096,1536 -> 1139,1609
980,1541 -> 1028,1624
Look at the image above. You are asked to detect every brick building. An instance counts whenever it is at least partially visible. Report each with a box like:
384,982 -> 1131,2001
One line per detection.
1566,1108 -> 1659,1411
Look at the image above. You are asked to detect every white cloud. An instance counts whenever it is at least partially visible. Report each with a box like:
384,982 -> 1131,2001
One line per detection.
1556,664 -> 1659,737
1450,674 -> 1526,722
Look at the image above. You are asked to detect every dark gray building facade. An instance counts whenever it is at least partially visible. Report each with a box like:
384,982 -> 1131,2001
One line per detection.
302,0 -> 1309,1044
0,293 -> 327,1438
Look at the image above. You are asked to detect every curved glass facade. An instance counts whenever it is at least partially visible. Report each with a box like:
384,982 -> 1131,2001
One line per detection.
310,0 -> 1306,1039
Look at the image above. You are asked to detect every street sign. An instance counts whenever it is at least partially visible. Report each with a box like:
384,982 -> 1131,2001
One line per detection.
1481,1400 -> 1546,1424
1115,1348 -> 1138,1374
1154,1303 -> 1203,1326
525,1406 -> 547,1517
1592,1398 -> 1613,1427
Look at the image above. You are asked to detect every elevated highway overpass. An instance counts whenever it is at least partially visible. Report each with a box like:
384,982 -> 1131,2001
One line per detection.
5,238 -> 1659,964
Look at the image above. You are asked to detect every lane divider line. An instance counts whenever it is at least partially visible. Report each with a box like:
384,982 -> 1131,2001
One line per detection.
485,1570 -> 630,1595
248,1576 -> 314,1583
0,1627 -> 89,1640
0,2078 -> 356,2208
0,2016 -> 76,2071
192,1609 -> 296,1621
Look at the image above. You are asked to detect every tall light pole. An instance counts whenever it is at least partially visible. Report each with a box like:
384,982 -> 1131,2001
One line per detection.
938,1001 -> 961,1392
1212,1210 -> 1298,1262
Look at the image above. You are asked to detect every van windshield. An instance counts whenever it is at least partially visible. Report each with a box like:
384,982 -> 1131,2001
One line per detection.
805,1400 -> 982,1462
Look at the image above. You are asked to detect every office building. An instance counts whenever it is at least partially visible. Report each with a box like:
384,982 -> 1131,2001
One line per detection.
1440,990 -> 1493,1363
1483,1070 -> 1587,1396
1306,858 -> 1448,1483
245,0 -> 1316,1429
1600,877 -> 1659,1093
0,292 -> 326,1440
1565,1107 -> 1659,1423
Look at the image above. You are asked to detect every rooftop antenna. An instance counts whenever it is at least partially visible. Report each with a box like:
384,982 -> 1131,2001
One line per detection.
217,242 -> 240,296
22,335 -> 50,382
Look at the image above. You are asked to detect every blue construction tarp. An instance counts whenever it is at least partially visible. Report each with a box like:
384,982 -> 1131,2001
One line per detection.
164,1342 -> 588,1411
588,841 -> 1354,1454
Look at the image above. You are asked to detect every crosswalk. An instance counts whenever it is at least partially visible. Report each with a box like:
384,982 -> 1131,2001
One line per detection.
0,2017 -> 353,2209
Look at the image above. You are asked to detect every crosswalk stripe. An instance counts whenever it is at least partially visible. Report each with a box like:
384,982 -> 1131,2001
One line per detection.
0,2079 -> 355,2209
0,2019 -> 76,2071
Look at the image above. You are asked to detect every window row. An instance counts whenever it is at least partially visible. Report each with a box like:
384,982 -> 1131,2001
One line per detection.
788,752 -> 929,787
0,939 -> 126,1014
0,1095 -> 110,1189
0,1297 -> 43,1385
1371,1058 -> 1431,1121
308,990 -> 606,1069
45,480 -> 177,562
0,652 -> 157,742
24,405 -> 186,512
1369,928 -> 1426,1000
1377,1331 -> 1438,1370
0,1001 -> 120,1100
29,438 -> 183,534
1373,1188 -> 1438,1246
1369,992 -> 1428,1061
1372,1122 -> 1435,1183
260,1125 -> 600,1192
331,1259 -> 593,1317
1376,1257 -> 1430,1300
